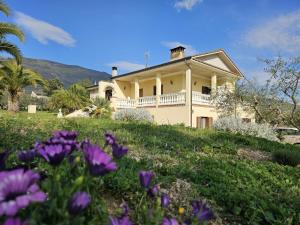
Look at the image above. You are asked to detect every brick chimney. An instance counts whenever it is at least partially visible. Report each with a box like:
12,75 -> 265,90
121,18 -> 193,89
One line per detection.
170,46 -> 185,61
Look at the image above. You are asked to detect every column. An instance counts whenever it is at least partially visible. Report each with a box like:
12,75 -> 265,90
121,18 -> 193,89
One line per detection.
211,73 -> 217,95
134,78 -> 139,102
185,68 -> 192,127
156,73 -> 161,108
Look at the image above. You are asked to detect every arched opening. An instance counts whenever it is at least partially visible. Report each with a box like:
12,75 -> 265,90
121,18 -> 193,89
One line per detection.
105,87 -> 113,101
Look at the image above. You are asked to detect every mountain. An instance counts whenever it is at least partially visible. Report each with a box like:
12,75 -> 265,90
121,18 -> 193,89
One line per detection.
22,58 -> 111,87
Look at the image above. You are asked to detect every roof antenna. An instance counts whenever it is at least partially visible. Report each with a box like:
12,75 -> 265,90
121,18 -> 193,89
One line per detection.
144,51 -> 150,68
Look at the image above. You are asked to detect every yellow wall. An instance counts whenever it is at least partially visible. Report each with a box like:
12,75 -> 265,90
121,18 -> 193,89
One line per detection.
114,80 -> 132,98
139,79 -> 156,96
192,105 -> 218,127
145,106 -> 189,126
191,77 -> 211,92
161,74 -> 184,93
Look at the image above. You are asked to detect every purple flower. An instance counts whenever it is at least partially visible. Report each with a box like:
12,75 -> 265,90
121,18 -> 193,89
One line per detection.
53,130 -> 77,140
105,133 -> 116,146
4,218 -> 27,225
112,144 -> 128,159
37,144 -> 66,165
161,194 -> 170,208
68,191 -> 91,215
120,202 -> 129,217
83,143 -> 117,176
0,150 -> 10,171
0,169 -> 47,216
108,216 -> 132,225
18,149 -> 36,163
147,184 -> 159,198
191,200 -> 214,223
139,171 -> 154,188
162,218 -> 179,225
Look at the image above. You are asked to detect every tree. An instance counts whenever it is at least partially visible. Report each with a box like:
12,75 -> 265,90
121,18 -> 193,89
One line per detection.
0,1 -> 24,64
0,60 -> 45,112
43,78 -> 64,96
48,83 -> 90,114
213,56 -> 300,129
76,79 -> 93,87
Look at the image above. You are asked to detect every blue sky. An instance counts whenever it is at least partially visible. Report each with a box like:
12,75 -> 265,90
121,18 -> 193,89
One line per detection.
4,0 -> 300,80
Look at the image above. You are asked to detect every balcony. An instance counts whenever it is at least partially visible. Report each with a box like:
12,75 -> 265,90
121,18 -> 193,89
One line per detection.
115,91 -> 212,108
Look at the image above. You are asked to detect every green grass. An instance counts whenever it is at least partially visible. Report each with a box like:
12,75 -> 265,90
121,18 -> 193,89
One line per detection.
0,111 -> 299,225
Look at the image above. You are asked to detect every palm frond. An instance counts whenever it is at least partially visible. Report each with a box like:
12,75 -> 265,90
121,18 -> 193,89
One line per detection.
0,1 -> 10,16
0,41 -> 22,64
0,23 -> 24,41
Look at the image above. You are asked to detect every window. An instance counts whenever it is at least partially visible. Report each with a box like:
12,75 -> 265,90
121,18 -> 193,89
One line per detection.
139,88 -> 143,97
153,85 -> 164,96
242,118 -> 251,123
196,117 -> 213,129
202,86 -> 211,95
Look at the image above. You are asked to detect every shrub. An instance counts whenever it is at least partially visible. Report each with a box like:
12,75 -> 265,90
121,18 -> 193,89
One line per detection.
213,117 -> 278,141
272,149 -> 300,166
115,108 -> 153,122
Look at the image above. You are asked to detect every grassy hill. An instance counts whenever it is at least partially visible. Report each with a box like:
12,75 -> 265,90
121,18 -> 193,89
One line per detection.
0,111 -> 299,225
22,58 -> 111,87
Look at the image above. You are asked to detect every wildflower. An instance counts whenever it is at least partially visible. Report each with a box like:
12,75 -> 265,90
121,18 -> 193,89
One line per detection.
0,169 -> 47,216
191,200 -> 214,223
105,133 -> 116,146
161,194 -> 170,208
0,150 -> 10,171
53,130 -> 77,140
147,184 -> 159,198
178,207 -> 185,215
120,202 -> 129,216
37,144 -> 66,165
112,144 -> 128,159
18,149 -> 36,163
68,192 -> 91,215
108,216 -> 132,225
83,143 -> 117,176
162,218 -> 179,225
139,171 -> 154,188
4,218 -> 27,225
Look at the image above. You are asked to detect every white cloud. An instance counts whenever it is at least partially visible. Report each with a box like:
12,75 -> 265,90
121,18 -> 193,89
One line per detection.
14,11 -> 75,47
174,0 -> 203,11
161,41 -> 198,55
244,10 -> 300,53
108,61 -> 145,72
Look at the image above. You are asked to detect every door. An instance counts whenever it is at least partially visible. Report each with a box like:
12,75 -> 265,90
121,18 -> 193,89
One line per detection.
139,88 -> 144,97
196,117 -> 213,129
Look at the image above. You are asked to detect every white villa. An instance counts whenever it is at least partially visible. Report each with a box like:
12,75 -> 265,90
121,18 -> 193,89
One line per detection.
87,46 -> 254,128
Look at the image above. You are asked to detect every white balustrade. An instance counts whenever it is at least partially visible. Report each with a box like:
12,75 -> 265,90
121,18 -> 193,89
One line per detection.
116,99 -> 136,108
159,92 -> 186,105
192,91 -> 211,105
138,96 -> 156,106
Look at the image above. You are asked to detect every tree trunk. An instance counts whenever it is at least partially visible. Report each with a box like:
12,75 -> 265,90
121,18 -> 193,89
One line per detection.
7,94 -> 20,112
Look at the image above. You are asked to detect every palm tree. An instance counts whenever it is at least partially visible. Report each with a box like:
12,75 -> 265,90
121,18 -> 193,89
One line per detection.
0,60 -> 45,112
0,1 -> 24,64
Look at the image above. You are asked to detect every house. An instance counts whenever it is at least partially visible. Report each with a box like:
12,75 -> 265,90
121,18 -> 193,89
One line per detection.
87,46 -> 254,128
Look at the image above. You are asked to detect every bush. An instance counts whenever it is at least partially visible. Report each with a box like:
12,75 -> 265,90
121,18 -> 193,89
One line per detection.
272,149 -> 300,166
213,117 -> 278,141
115,108 -> 153,122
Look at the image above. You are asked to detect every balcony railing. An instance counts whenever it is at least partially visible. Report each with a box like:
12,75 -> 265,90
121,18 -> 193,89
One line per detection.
115,91 -> 212,108
192,91 -> 211,105
138,96 -> 156,106
160,92 -> 185,105
116,99 -> 136,108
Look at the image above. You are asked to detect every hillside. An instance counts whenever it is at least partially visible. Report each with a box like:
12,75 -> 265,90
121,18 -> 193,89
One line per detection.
0,111 -> 299,225
22,58 -> 111,87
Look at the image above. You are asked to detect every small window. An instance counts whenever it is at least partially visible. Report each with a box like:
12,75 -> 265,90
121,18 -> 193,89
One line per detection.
202,86 -> 211,95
